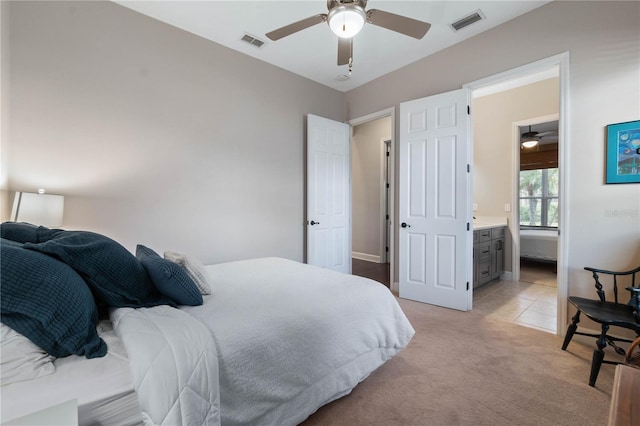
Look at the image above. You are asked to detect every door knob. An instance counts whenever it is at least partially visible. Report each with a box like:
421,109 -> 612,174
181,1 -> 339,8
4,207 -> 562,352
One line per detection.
310,220 -> 320,225
401,222 -> 410,228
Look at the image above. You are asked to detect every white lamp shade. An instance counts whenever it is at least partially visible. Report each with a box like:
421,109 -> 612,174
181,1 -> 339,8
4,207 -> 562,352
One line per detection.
11,192 -> 65,227
328,5 -> 366,38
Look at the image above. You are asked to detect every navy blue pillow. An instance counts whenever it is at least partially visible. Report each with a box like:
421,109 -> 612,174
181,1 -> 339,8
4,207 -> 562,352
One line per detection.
0,222 -> 38,242
0,222 -> 65,244
136,245 -> 203,306
24,231 -> 169,308
0,238 -> 107,358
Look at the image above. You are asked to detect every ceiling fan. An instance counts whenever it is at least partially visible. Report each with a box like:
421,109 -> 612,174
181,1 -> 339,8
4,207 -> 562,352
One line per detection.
265,0 -> 431,73
521,126 -> 558,149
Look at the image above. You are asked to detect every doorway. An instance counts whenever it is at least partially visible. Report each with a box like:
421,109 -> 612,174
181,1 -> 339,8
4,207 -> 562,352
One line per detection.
518,118 -> 559,280
349,109 -> 394,289
516,118 -> 560,332
465,52 -> 569,335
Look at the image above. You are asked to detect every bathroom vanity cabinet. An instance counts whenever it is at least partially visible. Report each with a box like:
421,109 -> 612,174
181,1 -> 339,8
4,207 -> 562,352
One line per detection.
473,226 -> 505,288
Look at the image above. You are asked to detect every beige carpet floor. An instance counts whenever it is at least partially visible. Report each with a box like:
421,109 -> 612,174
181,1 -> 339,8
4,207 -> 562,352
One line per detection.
302,297 -> 615,426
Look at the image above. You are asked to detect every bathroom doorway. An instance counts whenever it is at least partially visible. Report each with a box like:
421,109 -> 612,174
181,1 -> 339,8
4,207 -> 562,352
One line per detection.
518,118 -> 559,286
468,55 -> 566,334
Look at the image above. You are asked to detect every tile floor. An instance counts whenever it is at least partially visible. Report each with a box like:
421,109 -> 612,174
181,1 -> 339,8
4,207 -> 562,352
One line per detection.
474,260 -> 558,334
351,258 -> 559,334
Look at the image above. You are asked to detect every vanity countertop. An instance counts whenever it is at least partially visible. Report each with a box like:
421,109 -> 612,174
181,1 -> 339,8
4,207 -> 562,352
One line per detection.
473,216 -> 508,231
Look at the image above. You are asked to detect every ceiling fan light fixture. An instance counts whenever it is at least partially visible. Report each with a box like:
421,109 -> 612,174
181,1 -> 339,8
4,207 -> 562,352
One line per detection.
521,137 -> 540,149
328,5 -> 366,38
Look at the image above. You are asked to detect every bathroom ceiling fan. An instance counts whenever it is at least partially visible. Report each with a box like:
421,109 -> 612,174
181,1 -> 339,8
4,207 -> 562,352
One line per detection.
521,126 -> 558,148
265,0 -> 431,72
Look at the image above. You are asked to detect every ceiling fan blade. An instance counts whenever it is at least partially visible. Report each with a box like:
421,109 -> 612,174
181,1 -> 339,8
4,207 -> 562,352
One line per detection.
337,37 -> 352,66
366,9 -> 431,39
537,131 -> 557,137
266,14 -> 327,41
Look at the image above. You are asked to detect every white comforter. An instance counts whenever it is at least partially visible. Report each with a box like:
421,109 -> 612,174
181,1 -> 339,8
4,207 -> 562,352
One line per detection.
111,305 -> 220,426
181,257 -> 415,426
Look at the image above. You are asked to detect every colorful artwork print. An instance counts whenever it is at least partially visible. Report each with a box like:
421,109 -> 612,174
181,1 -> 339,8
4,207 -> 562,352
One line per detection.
616,128 -> 640,175
607,120 -> 640,184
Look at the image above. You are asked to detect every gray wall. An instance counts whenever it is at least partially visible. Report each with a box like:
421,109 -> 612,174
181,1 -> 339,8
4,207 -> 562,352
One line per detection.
0,2 -> 9,221
345,1 -> 640,293
4,1 -> 344,263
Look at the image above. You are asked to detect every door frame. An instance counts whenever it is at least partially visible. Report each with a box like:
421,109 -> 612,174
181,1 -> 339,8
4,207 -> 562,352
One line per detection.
349,107 -> 395,289
511,113 -> 559,279
464,52 -> 570,335
382,139 -> 392,264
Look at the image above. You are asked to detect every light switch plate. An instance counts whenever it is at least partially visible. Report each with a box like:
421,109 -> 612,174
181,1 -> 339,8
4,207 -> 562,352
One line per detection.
504,203 -> 511,212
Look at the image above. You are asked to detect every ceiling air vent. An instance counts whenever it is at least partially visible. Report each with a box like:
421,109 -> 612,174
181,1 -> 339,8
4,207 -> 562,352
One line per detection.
450,10 -> 485,32
241,33 -> 265,48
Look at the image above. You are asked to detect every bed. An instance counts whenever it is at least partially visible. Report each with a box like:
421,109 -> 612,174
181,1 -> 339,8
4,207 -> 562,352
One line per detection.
0,223 -> 414,425
1,320 -> 143,425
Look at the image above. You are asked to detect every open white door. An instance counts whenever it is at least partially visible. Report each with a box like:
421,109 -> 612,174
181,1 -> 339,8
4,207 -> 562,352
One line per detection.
398,89 -> 472,311
307,114 -> 351,274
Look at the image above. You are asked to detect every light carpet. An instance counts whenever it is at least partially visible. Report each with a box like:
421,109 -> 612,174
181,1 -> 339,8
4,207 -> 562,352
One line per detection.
302,297 -> 614,425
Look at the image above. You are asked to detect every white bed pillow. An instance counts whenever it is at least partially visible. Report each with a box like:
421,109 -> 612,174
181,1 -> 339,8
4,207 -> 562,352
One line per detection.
1,323 -> 56,386
164,251 -> 213,295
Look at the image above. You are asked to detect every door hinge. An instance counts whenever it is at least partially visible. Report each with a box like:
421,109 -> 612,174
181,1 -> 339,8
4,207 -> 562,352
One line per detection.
467,222 -> 470,231
467,282 -> 470,290
386,214 -> 389,220
467,105 -> 471,115
386,151 -> 390,157
386,246 -> 389,252
386,183 -> 390,188
467,164 -> 470,173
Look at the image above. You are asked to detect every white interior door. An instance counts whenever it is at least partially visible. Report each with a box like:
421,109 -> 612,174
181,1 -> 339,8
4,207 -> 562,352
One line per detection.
307,114 -> 351,274
398,89 -> 472,311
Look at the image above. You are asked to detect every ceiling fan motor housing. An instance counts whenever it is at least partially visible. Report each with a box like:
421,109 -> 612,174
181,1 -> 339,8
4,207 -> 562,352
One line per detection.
327,1 -> 367,38
327,0 -> 368,11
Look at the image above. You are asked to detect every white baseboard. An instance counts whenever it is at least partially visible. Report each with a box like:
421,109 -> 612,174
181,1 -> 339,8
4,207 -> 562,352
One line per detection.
501,271 -> 513,281
391,281 -> 399,293
352,252 -> 381,263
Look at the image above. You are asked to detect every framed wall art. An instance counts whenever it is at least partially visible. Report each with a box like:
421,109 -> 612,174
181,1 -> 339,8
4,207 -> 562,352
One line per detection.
606,119 -> 640,184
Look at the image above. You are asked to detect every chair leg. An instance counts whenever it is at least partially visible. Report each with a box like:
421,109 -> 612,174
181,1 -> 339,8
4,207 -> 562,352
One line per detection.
562,310 -> 581,350
589,324 -> 608,387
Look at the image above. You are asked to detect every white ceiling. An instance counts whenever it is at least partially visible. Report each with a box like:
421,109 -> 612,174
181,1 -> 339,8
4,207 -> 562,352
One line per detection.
115,1 -> 551,92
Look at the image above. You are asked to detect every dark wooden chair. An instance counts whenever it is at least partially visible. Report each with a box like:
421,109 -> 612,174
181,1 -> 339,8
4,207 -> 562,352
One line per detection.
561,265 -> 640,387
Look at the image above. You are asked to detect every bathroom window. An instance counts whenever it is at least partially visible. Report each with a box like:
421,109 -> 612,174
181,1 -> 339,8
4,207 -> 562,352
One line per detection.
519,168 -> 558,228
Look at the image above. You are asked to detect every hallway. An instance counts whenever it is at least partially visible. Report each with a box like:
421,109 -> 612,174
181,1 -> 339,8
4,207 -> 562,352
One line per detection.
352,259 -> 390,288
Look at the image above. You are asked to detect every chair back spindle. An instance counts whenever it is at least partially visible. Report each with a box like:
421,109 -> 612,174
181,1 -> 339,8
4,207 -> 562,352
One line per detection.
591,271 -> 606,302
586,266 -> 640,304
